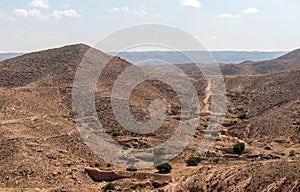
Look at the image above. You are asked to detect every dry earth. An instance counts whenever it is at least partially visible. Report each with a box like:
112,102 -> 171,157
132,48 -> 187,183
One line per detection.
0,44 -> 299,191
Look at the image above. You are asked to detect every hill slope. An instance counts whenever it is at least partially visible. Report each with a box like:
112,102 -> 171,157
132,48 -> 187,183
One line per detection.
0,44 -> 174,191
0,44 -> 299,191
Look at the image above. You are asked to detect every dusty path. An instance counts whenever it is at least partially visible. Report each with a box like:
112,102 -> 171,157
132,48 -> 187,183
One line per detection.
0,115 -> 47,125
200,79 -> 211,114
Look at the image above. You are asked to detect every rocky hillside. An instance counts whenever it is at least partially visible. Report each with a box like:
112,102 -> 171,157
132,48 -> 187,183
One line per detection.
0,44 -> 175,191
0,44 -> 299,191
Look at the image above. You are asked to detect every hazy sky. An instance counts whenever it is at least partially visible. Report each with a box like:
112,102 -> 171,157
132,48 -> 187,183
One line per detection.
0,0 -> 299,52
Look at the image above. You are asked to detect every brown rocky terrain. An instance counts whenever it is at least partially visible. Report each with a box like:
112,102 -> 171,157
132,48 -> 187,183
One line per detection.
0,44 -> 299,191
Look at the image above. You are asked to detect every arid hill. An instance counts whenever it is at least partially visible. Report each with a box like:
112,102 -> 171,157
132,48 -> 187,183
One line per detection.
0,44 -> 299,191
0,44 -> 176,191
0,44 -> 201,191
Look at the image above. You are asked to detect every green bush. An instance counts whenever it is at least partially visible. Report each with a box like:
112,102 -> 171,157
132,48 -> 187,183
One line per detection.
156,163 -> 172,174
186,157 -> 202,166
289,150 -> 296,156
238,113 -> 249,120
233,142 -> 245,155
103,183 -> 115,191
94,162 -> 100,167
122,143 -> 131,150
213,158 -> 220,164
220,130 -> 226,135
126,165 -> 137,172
112,132 -> 119,137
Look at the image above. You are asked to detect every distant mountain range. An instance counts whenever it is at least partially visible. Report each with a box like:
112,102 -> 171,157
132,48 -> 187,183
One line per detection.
110,51 -> 287,65
175,48 -> 300,76
0,53 -> 23,61
0,51 -> 287,65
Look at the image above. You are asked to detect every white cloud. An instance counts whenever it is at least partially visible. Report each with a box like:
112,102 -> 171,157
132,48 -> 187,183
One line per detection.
132,9 -> 146,16
108,7 -> 120,13
108,6 -> 147,16
31,0 -> 50,9
13,9 -> 42,18
218,13 -> 233,18
218,13 -> 240,19
242,7 -> 259,14
51,9 -> 80,19
122,6 -> 130,12
4,7 -> 80,21
180,0 -> 202,8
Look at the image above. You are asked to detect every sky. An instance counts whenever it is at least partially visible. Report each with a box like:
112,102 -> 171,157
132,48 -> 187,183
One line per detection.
0,0 -> 300,52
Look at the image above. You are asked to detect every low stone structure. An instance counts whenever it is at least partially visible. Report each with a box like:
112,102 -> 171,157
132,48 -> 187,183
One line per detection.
85,167 -> 172,183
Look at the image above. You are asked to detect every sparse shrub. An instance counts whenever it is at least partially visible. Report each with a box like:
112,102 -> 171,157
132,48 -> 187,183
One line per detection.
94,162 -> 100,167
213,158 -> 220,164
233,142 -> 245,155
220,130 -> 226,135
126,165 -> 137,172
112,132 -> 119,137
124,143 -> 131,148
186,157 -> 202,166
122,143 -> 131,150
156,163 -> 172,174
289,150 -> 296,156
238,113 -> 249,120
106,163 -> 112,167
103,183 -> 115,191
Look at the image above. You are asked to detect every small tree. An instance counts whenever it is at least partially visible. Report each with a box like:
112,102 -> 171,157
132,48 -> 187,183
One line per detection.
126,165 -> 137,172
186,157 -> 202,166
238,113 -> 249,120
103,183 -> 115,191
213,158 -> 220,164
156,163 -> 172,174
112,132 -> 119,137
94,162 -> 100,168
233,142 -> 245,155
289,150 -> 296,156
